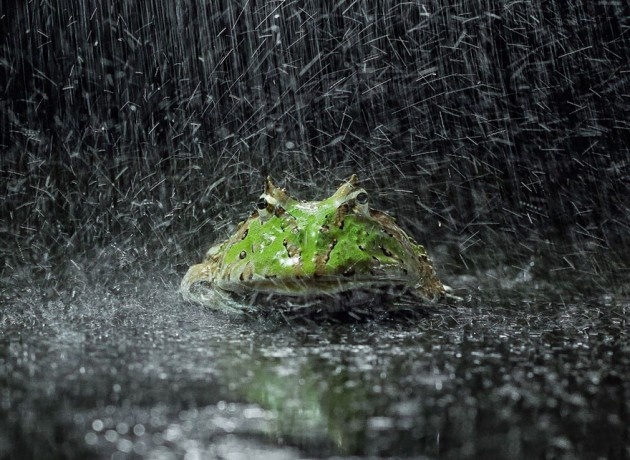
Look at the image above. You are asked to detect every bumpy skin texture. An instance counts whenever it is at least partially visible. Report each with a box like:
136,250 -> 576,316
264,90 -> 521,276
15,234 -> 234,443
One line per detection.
181,175 -> 445,306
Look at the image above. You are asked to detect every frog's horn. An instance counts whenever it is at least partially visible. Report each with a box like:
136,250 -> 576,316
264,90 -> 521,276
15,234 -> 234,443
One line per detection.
332,174 -> 360,202
265,176 -> 291,204
265,176 -> 276,194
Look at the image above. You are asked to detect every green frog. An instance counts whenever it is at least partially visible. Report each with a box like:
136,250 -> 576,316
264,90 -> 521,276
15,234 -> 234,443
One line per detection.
181,175 -> 445,311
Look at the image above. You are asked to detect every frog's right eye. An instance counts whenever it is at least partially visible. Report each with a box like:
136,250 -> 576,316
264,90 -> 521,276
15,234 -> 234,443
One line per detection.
356,192 -> 368,205
348,188 -> 370,216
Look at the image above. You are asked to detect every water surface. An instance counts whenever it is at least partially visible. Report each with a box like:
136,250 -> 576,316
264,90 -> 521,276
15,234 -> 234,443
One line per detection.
2,256 -> 627,459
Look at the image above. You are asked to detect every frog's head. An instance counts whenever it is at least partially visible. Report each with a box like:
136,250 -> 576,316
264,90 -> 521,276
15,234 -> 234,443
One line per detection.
257,174 -> 369,224
183,175 -> 444,303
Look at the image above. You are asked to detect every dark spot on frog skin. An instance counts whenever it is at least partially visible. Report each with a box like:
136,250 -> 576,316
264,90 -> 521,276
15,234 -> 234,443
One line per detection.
333,204 -> 350,228
283,239 -> 301,258
314,238 -> 337,276
319,224 -> 330,233
241,229 -> 248,240
239,262 -> 254,281
239,251 -> 247,259
324,239 -> 337,264
381,246 -> 393,257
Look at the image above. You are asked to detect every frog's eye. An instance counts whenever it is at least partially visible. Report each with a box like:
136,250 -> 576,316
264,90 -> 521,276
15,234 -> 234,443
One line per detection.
256,196 -> 274,221
350,189 -> 370,216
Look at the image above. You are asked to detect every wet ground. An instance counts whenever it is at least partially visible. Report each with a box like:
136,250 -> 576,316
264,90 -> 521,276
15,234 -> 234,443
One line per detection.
1,252 -> 628,459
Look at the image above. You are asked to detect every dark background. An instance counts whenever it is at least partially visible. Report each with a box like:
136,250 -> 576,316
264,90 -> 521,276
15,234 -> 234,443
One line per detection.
2,0 -> 629,285
1,2 -> 629,459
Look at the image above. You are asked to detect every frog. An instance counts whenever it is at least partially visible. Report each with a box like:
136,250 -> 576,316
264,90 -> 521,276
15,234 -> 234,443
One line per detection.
180,175 -> 445,311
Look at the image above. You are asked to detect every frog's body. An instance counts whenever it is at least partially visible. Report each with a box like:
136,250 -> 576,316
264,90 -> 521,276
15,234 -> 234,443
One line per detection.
181,175 -> 444,309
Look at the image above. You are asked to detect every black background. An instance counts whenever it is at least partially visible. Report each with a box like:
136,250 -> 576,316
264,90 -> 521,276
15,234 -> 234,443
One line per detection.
2,1 -> 628,283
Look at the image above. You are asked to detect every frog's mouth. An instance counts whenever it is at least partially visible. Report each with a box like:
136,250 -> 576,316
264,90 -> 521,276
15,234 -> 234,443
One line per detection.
215,273 -> 415,298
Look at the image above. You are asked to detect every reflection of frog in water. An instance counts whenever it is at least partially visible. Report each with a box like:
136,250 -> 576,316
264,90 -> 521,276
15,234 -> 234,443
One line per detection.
181,175 -> 444,310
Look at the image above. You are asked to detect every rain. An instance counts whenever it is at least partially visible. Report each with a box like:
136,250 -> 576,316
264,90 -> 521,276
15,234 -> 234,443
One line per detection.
1,1 -> 628,458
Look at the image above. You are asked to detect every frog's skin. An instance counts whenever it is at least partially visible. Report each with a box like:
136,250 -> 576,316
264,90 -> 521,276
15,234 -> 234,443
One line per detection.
181,175 -> 445,309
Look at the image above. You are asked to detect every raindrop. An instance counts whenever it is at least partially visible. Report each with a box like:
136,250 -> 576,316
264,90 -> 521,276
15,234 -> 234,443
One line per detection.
92,419 -> 104,432
117,439 -> 134,453
133,424 -> 145,436
116,422 -> 129,435
104,429 -> 118,443
84,432 -> 98,445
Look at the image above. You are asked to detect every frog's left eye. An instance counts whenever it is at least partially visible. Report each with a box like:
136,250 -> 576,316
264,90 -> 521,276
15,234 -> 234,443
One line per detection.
257,196 -> 273,221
